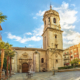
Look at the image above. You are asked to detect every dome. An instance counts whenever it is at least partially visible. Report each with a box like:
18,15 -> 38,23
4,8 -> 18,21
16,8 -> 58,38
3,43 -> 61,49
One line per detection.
43,10 -> 59,16
43,5 -> 59,19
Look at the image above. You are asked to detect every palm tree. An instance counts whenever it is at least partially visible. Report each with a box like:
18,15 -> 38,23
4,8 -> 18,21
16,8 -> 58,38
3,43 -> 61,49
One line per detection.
4,50 -> 9,76
0,41 -> 5,79
0,12 -> 7,30
8,50 -> 15,77
4,42 -> 12,77
0,41 -> 5,70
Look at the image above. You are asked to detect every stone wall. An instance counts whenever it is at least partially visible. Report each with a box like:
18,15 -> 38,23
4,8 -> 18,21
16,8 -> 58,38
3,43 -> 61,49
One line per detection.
12,48 -> 47,73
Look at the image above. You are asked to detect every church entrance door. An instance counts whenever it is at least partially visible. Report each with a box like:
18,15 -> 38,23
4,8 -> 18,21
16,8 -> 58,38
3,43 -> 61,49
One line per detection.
22,63 -> 29,73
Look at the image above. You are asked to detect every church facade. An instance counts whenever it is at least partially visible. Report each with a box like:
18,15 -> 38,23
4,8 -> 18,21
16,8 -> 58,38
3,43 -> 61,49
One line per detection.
12,6 -> 64,73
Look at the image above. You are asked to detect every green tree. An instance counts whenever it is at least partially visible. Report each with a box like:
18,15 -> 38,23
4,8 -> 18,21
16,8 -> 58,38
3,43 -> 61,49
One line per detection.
0,12 -> 7,30
0,41 -> 13,77
70,59 -> 80,67
0,12 -> 7,23
8,50 -> 15,77
4,42 -> 12,76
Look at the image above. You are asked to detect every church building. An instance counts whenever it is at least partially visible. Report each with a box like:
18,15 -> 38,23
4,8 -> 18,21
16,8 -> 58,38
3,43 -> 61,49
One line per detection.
12,5 -> 64,73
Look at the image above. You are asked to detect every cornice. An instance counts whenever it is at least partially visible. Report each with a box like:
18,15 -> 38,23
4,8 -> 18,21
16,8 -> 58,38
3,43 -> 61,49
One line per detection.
12,47 -> 47,51
42,27 -> 63,36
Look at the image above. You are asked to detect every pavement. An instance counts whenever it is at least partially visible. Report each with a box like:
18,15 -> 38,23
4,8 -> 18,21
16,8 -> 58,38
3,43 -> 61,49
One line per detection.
8,71 -> 80,80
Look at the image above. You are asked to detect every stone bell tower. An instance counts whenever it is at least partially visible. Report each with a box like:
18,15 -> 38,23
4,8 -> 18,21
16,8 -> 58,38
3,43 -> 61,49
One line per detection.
42,5 -> 64,71
42,5 -> 63,50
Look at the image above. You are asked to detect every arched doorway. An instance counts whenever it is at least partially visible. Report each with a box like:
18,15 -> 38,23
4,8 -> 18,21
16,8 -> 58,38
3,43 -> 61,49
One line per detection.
22,63 -> 29,73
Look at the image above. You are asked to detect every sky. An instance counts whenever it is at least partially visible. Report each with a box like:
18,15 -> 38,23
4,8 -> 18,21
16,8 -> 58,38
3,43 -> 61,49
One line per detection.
0,0 -> 80,49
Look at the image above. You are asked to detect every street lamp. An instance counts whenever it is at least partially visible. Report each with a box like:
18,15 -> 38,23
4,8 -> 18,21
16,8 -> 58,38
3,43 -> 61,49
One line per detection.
49,45 -> 57,75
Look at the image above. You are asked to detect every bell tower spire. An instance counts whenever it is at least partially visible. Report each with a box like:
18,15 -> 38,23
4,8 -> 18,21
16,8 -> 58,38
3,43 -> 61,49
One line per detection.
50,3 -> 52,10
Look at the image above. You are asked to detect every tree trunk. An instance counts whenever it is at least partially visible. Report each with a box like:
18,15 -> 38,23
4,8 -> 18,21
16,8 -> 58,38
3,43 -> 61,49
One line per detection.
1,49 -> 4,70
10,57 -> 11,77
6,56 -> 9,77
0,66 -> 1,80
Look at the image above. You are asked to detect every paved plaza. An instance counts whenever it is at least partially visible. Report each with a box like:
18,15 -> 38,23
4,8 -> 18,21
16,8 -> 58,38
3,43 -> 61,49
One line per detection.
8,71 -> 80,80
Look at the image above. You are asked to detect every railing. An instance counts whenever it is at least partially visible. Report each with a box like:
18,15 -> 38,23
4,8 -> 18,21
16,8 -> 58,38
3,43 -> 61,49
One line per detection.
64,62 -> 69,65
64,57 -> 70,60
63,53 -> 70,56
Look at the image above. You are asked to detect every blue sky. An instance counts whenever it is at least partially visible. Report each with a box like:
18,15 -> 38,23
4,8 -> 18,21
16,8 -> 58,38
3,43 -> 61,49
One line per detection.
0,0 -> 80,49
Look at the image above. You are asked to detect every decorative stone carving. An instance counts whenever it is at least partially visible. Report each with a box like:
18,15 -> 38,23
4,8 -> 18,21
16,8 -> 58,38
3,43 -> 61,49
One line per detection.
22,52 -> 28,58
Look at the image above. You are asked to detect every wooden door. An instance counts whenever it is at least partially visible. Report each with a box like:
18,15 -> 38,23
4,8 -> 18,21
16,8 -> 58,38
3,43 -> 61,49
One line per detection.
22,63 -> 29,73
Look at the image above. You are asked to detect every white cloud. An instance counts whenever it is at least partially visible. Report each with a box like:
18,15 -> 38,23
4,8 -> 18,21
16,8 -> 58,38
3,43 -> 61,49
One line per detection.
53,2 -> 79,48
25,32 -> 32,35
62,24 -> 75,29
33,25 -> 44,36
71,4 -> 75,7
36,10 -> 45,16
7,24 -> 43,43
8,33 -> 21,41
53,2 -> 77,30
33,17 -> 37,19
28,44 -> 34,47
7,33 -> 41,43
63,30 -> 80,44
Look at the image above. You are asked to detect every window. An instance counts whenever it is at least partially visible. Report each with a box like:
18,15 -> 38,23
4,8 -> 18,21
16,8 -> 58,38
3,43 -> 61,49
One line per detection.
71,55 -> 73,58
48,17 -> 50,22
55,44 -> 57,48
74,53 -> 77,55
41,58 -> 44,63
53,18 -> 56,23
74,49 -> 76,51
55,35 -> 57,39
56,59 -> 58,63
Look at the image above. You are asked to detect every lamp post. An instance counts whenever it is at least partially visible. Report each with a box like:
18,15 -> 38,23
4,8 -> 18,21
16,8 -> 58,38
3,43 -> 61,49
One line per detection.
49,46 -> 57,75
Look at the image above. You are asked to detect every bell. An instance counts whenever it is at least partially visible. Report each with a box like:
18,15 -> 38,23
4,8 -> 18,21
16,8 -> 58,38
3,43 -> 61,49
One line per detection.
0,25 -> 2,31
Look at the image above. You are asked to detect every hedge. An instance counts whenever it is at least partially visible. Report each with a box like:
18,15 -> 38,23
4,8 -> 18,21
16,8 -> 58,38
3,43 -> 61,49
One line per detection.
58,66 -> 74,70
58,65 -> 80,70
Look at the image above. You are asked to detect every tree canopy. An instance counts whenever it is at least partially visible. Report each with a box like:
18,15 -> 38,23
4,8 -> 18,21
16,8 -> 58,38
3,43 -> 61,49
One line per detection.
70,59 -> 80,67
0,12 -> 7,24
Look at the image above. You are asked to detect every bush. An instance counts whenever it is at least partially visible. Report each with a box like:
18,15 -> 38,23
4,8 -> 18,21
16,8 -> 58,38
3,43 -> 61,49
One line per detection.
75,65 -> 80,67
58,66 -> 74,70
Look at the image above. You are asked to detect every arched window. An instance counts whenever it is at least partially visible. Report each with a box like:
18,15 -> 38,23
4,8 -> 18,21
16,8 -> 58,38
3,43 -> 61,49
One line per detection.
56,59 -> 58,63
48,17 -> 50,22
55,35 -> 57,39
53,18 -> 56,23
41,58 -> 44,63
